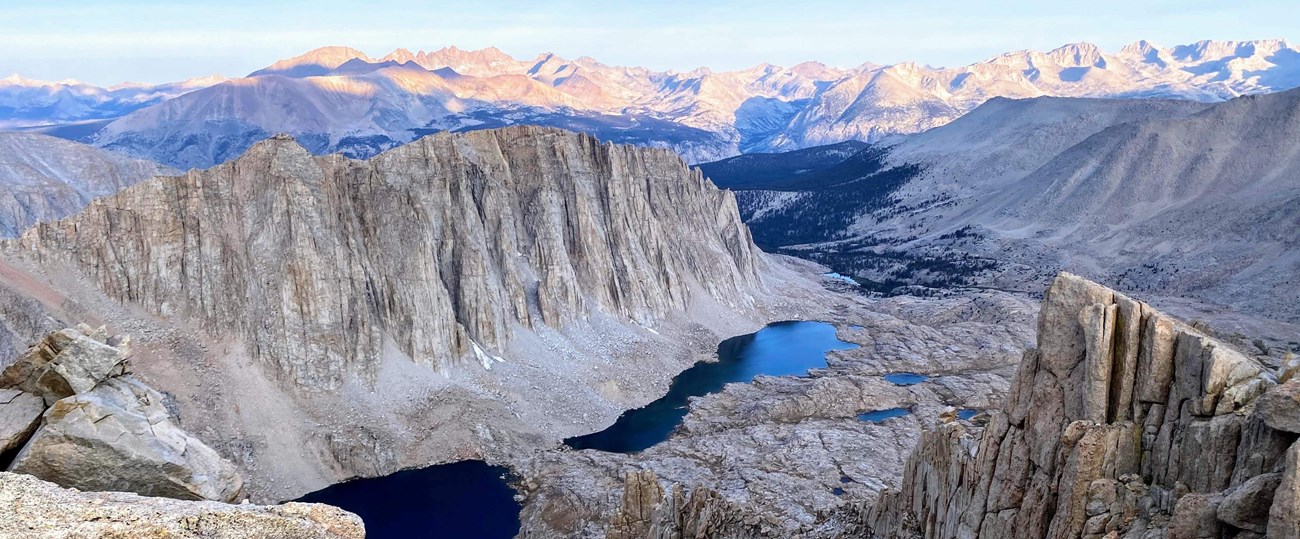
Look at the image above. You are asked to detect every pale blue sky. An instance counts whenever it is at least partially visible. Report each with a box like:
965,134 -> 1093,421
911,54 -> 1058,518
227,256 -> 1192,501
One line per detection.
2,0 -> 1297,85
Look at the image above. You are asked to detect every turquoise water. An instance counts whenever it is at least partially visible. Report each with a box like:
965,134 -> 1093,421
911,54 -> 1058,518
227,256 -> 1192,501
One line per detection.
566,320 -> 859,453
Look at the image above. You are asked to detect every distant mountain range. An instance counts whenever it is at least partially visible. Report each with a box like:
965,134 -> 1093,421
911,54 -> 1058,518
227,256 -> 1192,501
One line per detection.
0,132 -> 176,236
702,88 -> 1300,324
3,39 -> 1300,168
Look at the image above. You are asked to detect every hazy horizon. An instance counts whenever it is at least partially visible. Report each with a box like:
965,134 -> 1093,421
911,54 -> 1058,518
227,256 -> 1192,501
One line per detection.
2,0 -> 1296,86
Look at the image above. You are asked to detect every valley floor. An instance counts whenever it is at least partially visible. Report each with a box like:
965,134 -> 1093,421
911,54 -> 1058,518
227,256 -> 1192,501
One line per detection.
513,268 -> 1041,537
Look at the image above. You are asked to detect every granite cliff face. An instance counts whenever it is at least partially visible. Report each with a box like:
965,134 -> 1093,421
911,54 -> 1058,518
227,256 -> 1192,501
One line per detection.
0,125 -> 781,500
7,126 -> 763,390
864,273 -> 1294,538
514,273 -> 1291,538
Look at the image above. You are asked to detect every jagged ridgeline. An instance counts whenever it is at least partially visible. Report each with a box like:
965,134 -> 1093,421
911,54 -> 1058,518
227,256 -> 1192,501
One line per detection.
4,126 -> 765,390
864,273 -> 1297,537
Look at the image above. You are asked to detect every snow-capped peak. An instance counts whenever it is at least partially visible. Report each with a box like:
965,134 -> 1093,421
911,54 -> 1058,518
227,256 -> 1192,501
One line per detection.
1,73 -> 37,86
1047,42 -> 1105,67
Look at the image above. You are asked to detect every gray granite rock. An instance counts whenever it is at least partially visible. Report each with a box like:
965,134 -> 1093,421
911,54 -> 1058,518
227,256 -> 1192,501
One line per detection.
6,127 -> 764,391
10,376 -> 244,502
1218,472 -> 1280,533
1256,380 -> 1300,434
0,326 -> 126,405
0,388 -> 42,454
862,273 -> 1286,538
0,471 -> 361,539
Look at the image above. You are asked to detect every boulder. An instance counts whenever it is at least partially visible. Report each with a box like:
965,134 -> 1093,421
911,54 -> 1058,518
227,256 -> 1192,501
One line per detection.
0,388 -> 43,454
8,376 -> 243,502
0,326 -> 127,405
1217,472 -> 1280,533
1257,380 -> 1300,434
1169,493 -> 1223,539
0,471 -> 363,539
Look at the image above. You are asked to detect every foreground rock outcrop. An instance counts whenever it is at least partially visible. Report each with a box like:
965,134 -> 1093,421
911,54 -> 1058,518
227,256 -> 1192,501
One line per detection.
2,326 -> 244,502
863,272 -> 1293,538
0,471 -> 362,539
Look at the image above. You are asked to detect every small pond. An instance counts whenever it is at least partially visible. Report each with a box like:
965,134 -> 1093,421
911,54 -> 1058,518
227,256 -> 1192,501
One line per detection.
858,407 -> 912,423
883,372 -> 929,386
566,320 -> 858,453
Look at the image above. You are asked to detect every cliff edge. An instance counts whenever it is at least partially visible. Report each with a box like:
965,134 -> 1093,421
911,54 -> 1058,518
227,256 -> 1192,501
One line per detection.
864,272 -> 1295,538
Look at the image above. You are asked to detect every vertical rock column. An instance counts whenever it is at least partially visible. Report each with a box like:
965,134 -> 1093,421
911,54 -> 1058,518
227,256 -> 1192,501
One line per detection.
865,272 -> 1290,538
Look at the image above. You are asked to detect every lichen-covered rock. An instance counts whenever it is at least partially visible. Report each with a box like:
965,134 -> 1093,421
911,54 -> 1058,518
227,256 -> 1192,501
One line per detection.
6,127 -> 764,391
0,388 -> 42,453
1169,492 -> 1223,539
0,471 -> 362,539
9,376 -> 243,502
864,273 -> 1288,538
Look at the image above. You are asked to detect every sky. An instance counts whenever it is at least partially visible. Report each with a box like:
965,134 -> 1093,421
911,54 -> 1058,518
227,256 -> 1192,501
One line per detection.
2,0 -> 1297,86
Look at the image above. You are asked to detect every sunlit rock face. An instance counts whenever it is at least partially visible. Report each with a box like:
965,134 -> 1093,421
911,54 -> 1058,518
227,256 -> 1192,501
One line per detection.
862,273 -> 1294,538
38,39 -> 1300,169
6,126 -> 764,391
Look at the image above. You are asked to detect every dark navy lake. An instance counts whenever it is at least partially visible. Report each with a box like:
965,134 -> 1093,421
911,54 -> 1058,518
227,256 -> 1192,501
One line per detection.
295,460 -> 521,539
293,321 -> 856,536
565,320 -> 858,453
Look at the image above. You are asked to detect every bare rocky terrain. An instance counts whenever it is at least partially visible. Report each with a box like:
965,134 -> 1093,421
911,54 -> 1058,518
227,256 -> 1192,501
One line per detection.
862,273 -> 1300,538
0,100 -> 1292,539
0,471 -> 363,539
515,280 -> 1039,537
514,274 -> 1299,538
0,126 -> 837,502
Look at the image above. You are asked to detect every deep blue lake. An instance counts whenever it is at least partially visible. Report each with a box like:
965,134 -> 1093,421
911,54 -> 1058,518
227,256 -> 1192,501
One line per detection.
294,321 -> 857,537
859,407 -> 911,423
295,460 -> 521,539
565,320 -> 858,453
